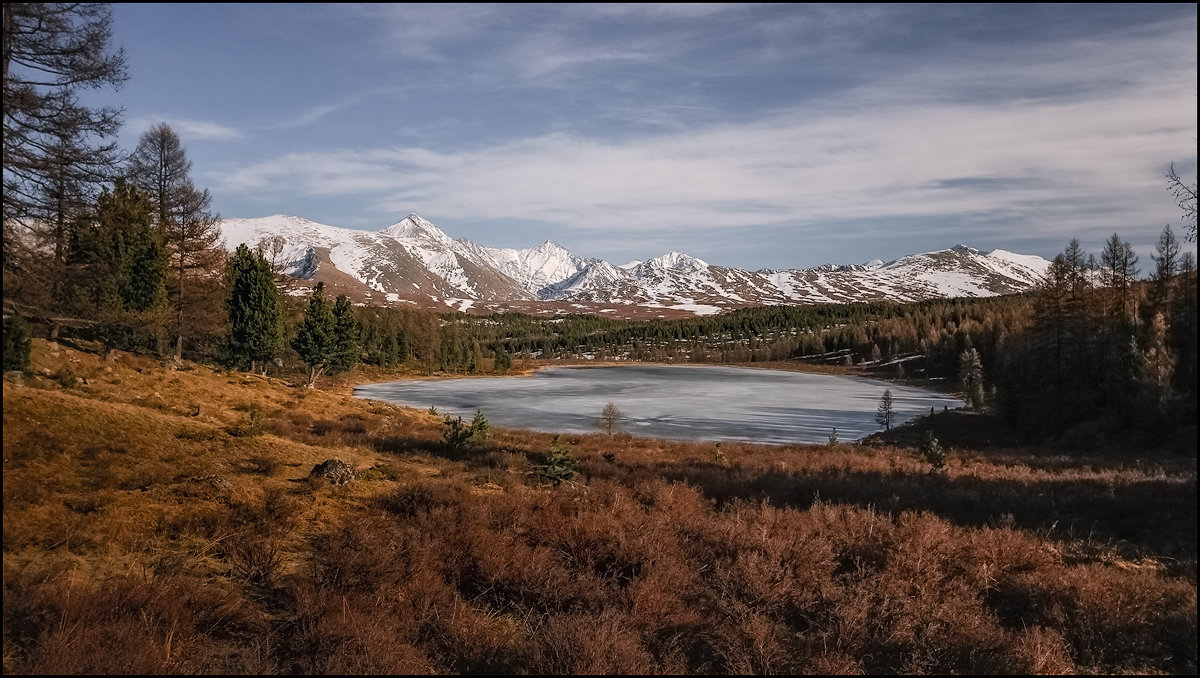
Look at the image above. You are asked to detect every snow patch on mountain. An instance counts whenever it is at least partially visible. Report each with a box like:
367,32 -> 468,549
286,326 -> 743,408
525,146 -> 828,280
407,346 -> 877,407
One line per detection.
217,213 -> 1053,314
476,240 -> 588,295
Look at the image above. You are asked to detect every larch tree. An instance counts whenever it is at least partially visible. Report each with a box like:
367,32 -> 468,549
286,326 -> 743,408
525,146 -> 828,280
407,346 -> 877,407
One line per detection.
127,122 -> 223,359
225,244 -> 284,374
958,347 -> 985,410
875,388 -> 895,431
1150,224 -> 1181,311
1152,224 -> 1180,280
2,2 -> 127,311
1142,311 -> 1175,406
1099,233 -> 1135,290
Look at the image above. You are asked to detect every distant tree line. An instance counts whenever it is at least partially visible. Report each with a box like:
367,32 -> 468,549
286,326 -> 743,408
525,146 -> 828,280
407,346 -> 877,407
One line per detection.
425,296 -> 1037,382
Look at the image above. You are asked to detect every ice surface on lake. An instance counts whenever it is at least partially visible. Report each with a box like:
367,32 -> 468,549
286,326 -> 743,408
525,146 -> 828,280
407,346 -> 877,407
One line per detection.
353,365 -> 963,445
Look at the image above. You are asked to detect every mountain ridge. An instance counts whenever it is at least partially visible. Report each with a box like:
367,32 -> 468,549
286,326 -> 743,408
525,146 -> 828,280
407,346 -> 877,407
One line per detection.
217,213 -> 1052,316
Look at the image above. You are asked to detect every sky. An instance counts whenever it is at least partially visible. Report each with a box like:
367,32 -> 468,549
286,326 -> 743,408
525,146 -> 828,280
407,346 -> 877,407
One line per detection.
96,3 -> 1197,270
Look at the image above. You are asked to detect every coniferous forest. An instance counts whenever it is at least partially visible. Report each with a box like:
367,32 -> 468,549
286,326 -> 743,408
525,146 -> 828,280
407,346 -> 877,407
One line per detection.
3,4 -> 1197,675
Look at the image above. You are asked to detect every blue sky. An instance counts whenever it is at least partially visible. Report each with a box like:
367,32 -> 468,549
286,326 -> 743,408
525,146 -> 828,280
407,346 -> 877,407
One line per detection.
100,3 -> 1196,269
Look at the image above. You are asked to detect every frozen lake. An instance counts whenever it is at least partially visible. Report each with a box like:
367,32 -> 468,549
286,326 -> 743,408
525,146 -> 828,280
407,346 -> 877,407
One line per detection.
353,365 -> 963,445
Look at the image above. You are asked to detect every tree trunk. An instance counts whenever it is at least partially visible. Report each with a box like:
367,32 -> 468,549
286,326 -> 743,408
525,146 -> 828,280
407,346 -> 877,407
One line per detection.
307,365 -> 324,389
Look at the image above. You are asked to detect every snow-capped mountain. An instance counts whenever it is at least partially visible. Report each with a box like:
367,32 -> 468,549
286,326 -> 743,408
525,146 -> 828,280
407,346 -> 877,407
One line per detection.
217,214 -> 1051,316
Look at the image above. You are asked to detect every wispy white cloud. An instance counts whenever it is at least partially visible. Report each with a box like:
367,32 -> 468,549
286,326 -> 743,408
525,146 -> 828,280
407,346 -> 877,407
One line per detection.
348,3 -> 508,62
271,86 -> 404,129
127,116 -> 242,141
201,4 -> 1195,265
352,3 -> 753,87
215,16 -> 1196,253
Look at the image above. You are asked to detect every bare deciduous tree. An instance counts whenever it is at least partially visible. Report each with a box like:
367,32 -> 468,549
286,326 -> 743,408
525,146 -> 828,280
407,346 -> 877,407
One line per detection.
597,402 -> 623,435
1165,162 -> 1197,242
262,235 -> 286,276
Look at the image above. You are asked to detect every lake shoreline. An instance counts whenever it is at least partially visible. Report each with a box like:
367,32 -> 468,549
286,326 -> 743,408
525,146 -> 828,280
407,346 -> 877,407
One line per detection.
352,363 -> 963,446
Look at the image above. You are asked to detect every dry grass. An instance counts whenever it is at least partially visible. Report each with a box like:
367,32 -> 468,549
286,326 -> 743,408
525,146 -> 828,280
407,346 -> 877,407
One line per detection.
3,339 -> 1195,674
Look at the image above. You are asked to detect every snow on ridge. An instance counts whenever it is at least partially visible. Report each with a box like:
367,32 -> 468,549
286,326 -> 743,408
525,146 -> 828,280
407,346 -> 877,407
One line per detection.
218,214 -> 1052,314
478,239 -> 588,294
219,215 -> 378,278
983,248 -> 1052,279
646,251 -> 709,271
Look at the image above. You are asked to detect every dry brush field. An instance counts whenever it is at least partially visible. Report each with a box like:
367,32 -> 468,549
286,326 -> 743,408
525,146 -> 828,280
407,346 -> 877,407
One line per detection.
3,339 -> 1196,674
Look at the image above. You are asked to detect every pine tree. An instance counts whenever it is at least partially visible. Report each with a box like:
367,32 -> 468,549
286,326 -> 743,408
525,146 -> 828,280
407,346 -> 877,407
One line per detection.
122,216 -> 167,314
493,346 -> 513,373
65,181 -> 163,310
57,180 -> 167,351
225,244 -> 284,373
3,314 -> 33,372
329,293 -> 360,374
469,409 -> 491,443
292,283 -> 336,388
916,430 -> 947,470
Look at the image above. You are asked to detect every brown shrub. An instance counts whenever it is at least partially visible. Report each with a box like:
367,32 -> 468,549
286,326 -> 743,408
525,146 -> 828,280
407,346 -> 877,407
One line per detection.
283,582 -> 433,675
1008,626 -> 1076,675
243,454 -> 279,476
997,564 -> 1197,673
531,611 -> 654,675
3,571 -> 266,674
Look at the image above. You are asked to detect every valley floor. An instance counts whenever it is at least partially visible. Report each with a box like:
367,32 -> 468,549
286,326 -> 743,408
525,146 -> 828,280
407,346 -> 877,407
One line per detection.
3,340 -> 1196,674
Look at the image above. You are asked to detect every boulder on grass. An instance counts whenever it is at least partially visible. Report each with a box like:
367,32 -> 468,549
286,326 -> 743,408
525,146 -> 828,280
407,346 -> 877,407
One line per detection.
308,458 -> 355,485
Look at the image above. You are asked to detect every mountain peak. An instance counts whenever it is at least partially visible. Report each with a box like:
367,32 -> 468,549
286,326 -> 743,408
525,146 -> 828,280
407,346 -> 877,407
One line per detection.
380,214 -> 453,245
532,239 -> 570,253
647,251 -> 708,271
217,215 -> 1051,316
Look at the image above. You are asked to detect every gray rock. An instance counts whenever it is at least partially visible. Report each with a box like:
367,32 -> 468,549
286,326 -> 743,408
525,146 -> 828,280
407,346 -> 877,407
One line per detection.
308,458 -> 356,485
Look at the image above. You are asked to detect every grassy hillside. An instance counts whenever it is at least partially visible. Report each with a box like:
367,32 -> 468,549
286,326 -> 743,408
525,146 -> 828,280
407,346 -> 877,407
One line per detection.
3,339 -> 1196,674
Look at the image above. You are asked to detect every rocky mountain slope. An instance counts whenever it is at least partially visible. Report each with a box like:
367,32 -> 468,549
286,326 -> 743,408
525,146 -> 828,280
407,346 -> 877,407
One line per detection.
218,214 -> 1051,316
